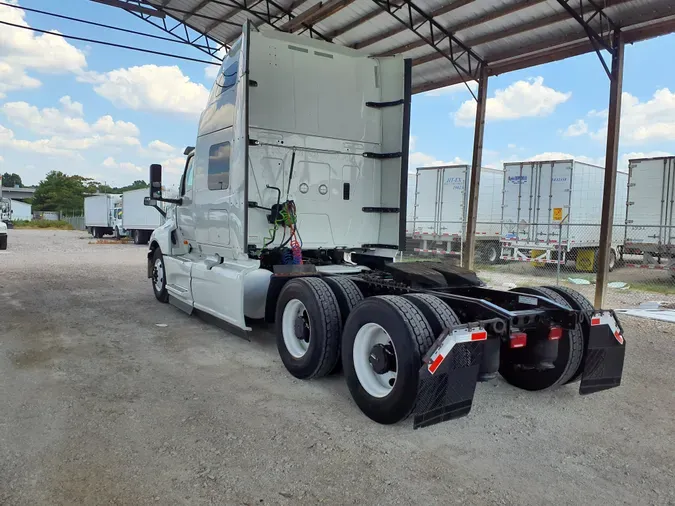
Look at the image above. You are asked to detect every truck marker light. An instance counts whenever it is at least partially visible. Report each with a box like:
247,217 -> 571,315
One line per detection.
427,327 -> 487,375
548,326 -> 563,340
471,330 -> 487,341
509,332 -> 527,348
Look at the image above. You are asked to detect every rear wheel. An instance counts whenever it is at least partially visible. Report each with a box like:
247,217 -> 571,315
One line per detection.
542,285 -> 594,383
499,286 -> 583,390
342,296 -> 434,424
402,293 -> 460,339
275,277 -> 342,379
477,242 -> 499,265
133,230 -> 141,245
324,276 -> 364,374
90,227 -> 97,238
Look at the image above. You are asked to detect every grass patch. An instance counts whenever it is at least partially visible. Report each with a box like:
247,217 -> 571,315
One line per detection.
12,220 -> 74,230
627,280 -> 675,295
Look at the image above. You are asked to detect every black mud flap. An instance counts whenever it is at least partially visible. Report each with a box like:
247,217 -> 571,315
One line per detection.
580,311 -> 626,395
413,334 -> 484,429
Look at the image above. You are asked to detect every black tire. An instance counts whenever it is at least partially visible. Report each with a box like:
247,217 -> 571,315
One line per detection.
275,277 -> 342,380
477,242 -> 499,265
133,230 -> 141,245
151,248 -> 169,303
402,293 -> 460,339
323,276 -> 364,374
500,287 -> 584,390
141,230 -> 151,245
542,285 -> 594,383
323,277 -> 363,325
90,227 -> 97,238
342,295 -> 434,425
114,227 -> 120,240
96,228 -> 104,239
0,234 -> 7,250
588,248 -> 616,273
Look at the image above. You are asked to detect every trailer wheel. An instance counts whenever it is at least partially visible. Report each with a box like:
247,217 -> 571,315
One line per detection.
342,296 -> 434,424
275,277 -> 342,379
477,243 -> 499,265
403,293 -> 460,339
541,285 -> 594,383
500,287 -> 583,390
151,248 -> 169,303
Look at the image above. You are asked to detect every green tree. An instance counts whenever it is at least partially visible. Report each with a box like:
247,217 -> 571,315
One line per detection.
1,172 -> 23,188
32,171 -> 93,214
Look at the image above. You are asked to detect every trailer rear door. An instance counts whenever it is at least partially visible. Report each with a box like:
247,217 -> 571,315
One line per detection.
627,157 -> 675,247
502,163 -> 536,241
414,168 -> 440,236
438,166 -> 468,237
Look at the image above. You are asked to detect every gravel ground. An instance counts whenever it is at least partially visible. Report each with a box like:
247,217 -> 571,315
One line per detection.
1,229 -> 674,506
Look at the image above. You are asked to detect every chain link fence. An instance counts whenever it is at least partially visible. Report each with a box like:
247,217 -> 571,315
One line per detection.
403,220 -> 675,310
60,213 -> 86,230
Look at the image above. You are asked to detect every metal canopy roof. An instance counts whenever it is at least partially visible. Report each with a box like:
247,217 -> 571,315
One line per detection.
140,0 -> 675,93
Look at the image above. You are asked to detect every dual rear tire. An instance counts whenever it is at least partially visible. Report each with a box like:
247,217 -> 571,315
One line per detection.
275,278 -> 461,424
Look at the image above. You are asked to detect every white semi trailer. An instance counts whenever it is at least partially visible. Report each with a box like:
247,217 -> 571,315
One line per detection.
500,159 -> 628,272
122,188 -> 162,244
143,24 -> 625,427
624,156 -> 675,268
408,165 -> 503,263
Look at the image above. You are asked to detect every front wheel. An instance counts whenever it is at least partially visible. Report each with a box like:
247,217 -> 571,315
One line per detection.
0,234 -> 7,250
151,249 -> 169,302
342,296 -> 434,425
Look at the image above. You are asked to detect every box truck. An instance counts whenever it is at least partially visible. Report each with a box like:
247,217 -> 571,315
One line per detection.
408,165 -> 503,263
122,188 -> 162,244
624,156 -> 675,268
500,159 -> 628,271
85,194 -> 121,238
142,23 -> 625,427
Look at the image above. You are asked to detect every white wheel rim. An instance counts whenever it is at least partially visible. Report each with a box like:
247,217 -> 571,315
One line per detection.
488,246 -> 497,263
282,299 -> 310,358
154,258 -> 164,291
353,323 -> 397,398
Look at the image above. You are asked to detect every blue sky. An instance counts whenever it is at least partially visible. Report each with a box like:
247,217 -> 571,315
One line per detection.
1,0 -> 674,188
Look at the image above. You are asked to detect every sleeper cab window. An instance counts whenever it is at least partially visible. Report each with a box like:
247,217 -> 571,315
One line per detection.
208,142 -> 231,191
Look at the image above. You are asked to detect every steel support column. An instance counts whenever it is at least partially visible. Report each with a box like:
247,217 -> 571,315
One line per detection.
462,64 -> 488,270
594,29 -> 624,309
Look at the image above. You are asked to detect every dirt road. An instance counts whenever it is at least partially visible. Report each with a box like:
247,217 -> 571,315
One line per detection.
1,230 -> 674,505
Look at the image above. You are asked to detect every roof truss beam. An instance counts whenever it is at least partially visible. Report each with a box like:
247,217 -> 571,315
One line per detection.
353,0 -> 473,50
555,0 -> 619,78
369,0 -> 484,94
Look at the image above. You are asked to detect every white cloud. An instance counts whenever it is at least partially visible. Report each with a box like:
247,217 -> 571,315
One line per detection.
1,101 -> 141,150
0,124 -> 80,157
147,140 -> 176,153
0,2 -> 86,100
0,61 -> 40,98
101,157 -> 144,174
422,81 -> 478,97
589,89 -> 675,144
79,65 -> 209,116
563,119 -> 588,137
507,143 -> 517,149
454,77 -> 571,126
59,95 -> 84,116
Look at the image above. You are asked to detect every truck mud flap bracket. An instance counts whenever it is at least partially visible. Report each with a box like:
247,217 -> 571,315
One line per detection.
580,311 -> 626,395
413,327 -> 486,429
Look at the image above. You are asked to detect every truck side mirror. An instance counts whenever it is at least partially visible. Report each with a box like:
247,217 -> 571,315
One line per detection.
150,164 -> 163,200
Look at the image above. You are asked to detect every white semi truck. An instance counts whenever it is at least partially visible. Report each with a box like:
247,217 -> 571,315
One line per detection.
122,188 -> 162,244
85,194 -> 122,238
500,160 -> 628,272
0,218 -> 6,250
407,165 -> 503,263
0,180 -> 9,249
143,24 -> 625,427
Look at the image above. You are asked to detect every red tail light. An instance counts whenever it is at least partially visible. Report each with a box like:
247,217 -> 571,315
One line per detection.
509,332 -> 527,349
548,326 -> 563,340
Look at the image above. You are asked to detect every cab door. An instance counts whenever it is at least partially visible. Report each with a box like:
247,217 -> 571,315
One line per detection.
177,154 -> 196,243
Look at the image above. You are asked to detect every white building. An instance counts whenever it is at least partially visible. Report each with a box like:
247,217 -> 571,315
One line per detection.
10,199 -> 32,221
